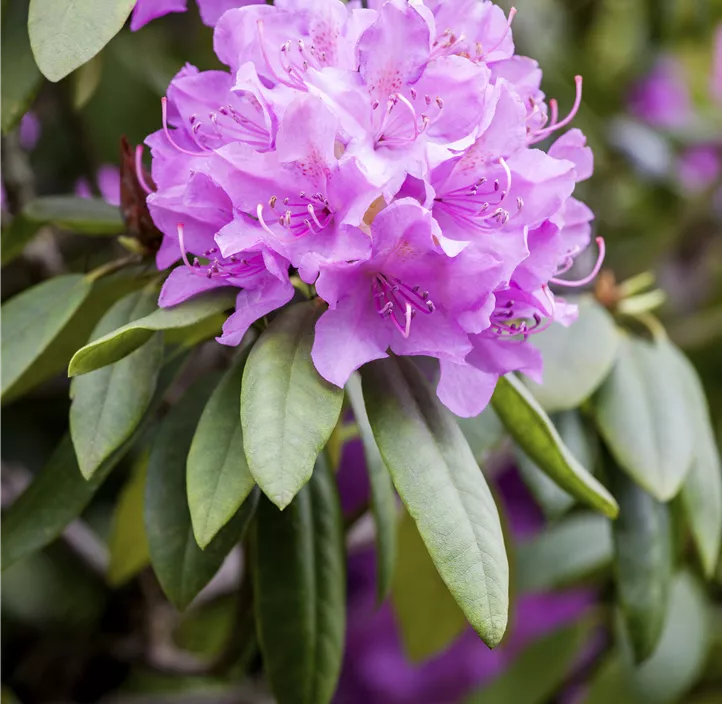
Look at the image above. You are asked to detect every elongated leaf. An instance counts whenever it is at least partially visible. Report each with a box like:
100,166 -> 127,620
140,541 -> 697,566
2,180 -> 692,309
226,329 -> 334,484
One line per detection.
28,0 -> 136,83
23,196 -> 124,235
70,290 -> 163,478
241,302 -> 344,509
362,357 -> 508,648
145,377 -> 257,610
464,619 -> 595,704
187,350 -> 256,549
107,452 -> 150,586
586,572 -> 709,704
525,296 -> 620,412
673,349 -> 722,577
1,354 -> 187,571
491,374 -> 618,518
610,463 -> 672,663
1,0 -> 42,134
392,507 -> 467,661
517,410 -> 597,519
345,373 -> 396,603
2,269 -> 152,404
2,274 -> 92,399
457,407 -> 505,464
515,512 -> 612,592
69,289 -> 236,376
253,455 -> 345,704
594,336 -> 695,501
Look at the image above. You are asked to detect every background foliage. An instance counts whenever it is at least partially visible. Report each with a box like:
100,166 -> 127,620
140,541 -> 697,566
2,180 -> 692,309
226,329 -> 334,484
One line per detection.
2,0 -> 722,703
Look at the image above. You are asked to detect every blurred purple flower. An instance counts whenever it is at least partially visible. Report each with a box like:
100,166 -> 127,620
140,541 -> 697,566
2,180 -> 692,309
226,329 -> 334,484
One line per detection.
678,146 -> 721,193
19,112 -> 41,151
335,440 -> 594,704
628,56 -> 692,129
75,165 -> 121,206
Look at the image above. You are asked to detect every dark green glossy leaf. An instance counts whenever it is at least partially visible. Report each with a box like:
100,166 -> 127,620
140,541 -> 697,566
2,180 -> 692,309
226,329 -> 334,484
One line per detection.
491,374 -> 618,518
145,377 -> 258,610
391,507 -> 466,661
345,373 -> 396,603
1,0 -> 41,134
594,336 -> 695,501
517,410 -> 597,519
464,619 -> 595,704
673,348 -> 722,577
107,452 -> 150,586
241,302 -> 344,509
610,464 -> 672,663
253,455 -> 345,704
70,290 -> 163,478
23,196 -> 124,235
28,0 -> 136,82
2,269 -> 151,405
1,354 -> 187,571
187,350 -> 256,549
524,296 -> 620,412
361,357 -> 508,648
515,512 -> 612,592
69,289 -> 236,376
1,215 -> 41,266
2,274 -> 92,399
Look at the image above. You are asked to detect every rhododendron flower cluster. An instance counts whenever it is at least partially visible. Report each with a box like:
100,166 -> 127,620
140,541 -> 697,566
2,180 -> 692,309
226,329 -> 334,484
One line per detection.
143,0 -> 600,417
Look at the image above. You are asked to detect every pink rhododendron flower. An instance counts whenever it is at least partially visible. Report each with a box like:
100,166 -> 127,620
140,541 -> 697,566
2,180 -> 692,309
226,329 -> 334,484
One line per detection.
143,0 -> 600,418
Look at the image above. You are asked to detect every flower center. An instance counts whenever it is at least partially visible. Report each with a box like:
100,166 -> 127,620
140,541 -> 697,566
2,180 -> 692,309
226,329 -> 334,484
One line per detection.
373,273 -> 435,338
434,158 -> 522,230
257,191 -> 333,238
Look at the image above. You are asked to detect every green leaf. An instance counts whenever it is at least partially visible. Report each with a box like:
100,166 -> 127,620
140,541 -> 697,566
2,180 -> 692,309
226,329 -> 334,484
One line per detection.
457,407 -> 505,464
1,0 -> 42,134
107,451 -> 150,586
23,196 -> 124,235
187,351 -> 256,549
586,572 -> 709,704
145,378 -> 258,611
253,454 -> 345,704
464,619 -> 596,704
361,356 -> 508,648
72,53 -> 102,109
517,410 -> 597,519
610,464 -> 672,663
1,354 -> 187,571
28,0 -> 136,83
345,373 -> 396,603
241,302 -> 344,509
515,512 -> 612,592
593,336 -> 696,501
69,289 -> 236,376
70,290 -> 163,478
2,274 -> 92,399
1,436 -> 111,571
491,374 -> 618,518
1,215 -> 42,266
674,349 -> 722,577
524,296 -> 620,412
3,269 -> 152,404
391,507 -> 467,661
